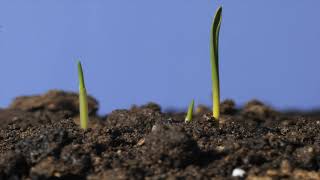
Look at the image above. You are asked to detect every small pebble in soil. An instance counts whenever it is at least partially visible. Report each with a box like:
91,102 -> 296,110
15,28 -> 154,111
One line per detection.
232,168 -> 246,177
151,125 -> 158,132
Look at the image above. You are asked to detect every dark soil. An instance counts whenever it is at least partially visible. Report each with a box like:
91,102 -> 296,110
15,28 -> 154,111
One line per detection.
1,90 -> 320,180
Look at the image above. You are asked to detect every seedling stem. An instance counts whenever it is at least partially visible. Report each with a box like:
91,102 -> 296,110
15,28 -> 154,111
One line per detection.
185,99 -> 195,122
78,61 -> 89,130
210,6 -> 222,120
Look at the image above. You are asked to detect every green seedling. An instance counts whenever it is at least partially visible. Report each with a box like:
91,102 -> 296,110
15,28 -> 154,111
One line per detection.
78,61 -> 89,130
185,99 -> 195,122
210,6 -> 222,120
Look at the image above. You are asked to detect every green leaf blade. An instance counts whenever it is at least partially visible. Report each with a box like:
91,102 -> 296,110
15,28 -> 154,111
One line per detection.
78,61 -> 89,130
185,99 -> 195,122
210,6 -> 222,120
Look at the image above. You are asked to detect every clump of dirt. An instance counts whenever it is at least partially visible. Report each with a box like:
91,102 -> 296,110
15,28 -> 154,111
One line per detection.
140,124 -> 200,168
1,90 -> 320,179
9,90 -> 98,116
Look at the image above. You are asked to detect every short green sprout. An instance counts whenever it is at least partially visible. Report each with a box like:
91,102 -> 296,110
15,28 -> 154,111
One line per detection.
78,61 -> 89,130
210,6 -> 222,120
185,99 -> 195,122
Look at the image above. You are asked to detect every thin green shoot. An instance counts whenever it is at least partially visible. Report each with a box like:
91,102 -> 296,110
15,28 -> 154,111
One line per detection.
78,61 -> 89,130
210,6 -> 222,120
185,99 -> 195,122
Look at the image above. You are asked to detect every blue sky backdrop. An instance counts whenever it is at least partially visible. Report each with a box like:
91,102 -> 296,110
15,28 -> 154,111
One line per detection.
0,1 -> 319,113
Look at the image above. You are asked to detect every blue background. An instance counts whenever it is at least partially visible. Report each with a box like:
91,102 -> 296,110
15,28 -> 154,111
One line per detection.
0,1 -> 319,113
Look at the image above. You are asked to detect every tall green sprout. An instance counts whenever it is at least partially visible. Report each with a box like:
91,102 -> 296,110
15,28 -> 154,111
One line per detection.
78,61 -> 89,130
185,99 -> 195,122
210,6 -> 222,120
